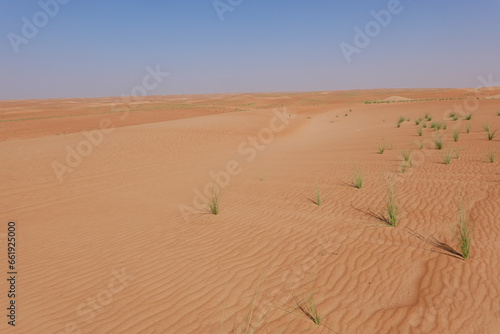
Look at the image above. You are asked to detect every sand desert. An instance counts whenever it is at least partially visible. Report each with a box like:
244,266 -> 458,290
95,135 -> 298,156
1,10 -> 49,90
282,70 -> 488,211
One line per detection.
1,88 -> 500,333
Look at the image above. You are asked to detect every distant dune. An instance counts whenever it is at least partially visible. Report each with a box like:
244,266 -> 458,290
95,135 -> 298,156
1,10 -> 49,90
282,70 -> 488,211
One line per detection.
382,95 -> 412,101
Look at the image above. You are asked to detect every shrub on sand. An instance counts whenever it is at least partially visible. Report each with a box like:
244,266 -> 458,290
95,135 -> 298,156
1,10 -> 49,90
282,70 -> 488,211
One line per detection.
384,177 -> 399,227
352,170 -> 364,189
434,136 -> 444,150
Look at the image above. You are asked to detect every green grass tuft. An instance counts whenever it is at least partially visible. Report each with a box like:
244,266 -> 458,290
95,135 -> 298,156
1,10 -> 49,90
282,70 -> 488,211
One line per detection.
455,192 -> 473,260
314,183 -> 322,206
488,130 -> 496,140
417,128 -> 423,136
378,143 -> 386,154
453,129 -> 460,142
466,123 -> 471,134
384,177 -> 399,227
430,122 -> 441,131
352,170 -> 364,189
442,151 -> 453,165
465,114 -> 472,120
487,150 -> 496,163
293,291 -> 322,326
484,123 -> 497,140
208,185 -> 220,215
401,150 -> 411,162
433,136 -> 444,150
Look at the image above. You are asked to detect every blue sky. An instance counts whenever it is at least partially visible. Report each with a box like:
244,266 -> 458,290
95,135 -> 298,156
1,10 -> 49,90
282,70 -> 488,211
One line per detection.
1,0 -> 499,99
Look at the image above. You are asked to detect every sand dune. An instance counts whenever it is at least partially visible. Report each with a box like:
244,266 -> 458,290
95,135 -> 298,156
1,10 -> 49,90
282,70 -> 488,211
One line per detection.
382,96 -> 412,101
1,89 -> 499,333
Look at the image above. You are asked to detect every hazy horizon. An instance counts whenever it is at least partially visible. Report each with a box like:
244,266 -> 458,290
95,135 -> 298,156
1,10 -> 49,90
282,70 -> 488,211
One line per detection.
1,1 -> 499,100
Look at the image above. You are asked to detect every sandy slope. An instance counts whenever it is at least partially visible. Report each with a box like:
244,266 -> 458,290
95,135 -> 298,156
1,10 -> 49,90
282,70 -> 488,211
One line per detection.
1,89 -> 500,333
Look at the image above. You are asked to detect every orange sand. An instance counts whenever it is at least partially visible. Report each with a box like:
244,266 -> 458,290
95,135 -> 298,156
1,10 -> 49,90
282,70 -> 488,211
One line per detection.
1,88 -> 499,333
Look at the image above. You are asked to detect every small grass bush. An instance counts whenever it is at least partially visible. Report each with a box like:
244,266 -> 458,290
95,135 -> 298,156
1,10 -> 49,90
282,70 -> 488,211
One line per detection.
352,170 -> 364,189
434,136 -> 444,150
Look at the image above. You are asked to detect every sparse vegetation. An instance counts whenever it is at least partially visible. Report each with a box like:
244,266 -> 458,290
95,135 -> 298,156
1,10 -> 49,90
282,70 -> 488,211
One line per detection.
453,129 -> 460,142
409,191 -> 473,260
418,141 -> 424,149
434,136 -> 444,150
465,114 -> 472,120
430,122 -> 442,131
220,272 -> 275,334
384,177 -> 399,227
314,183 -> 322,206
378,143 -> 386,154
417,128 -> 423,136
422,122 -> 427,128
208,185 -> 220,215
292,292 -> 321,326
466,123 -> 471,134
487,150 -> 496,163
401,150 -> 411,162
455,192 -> 473,260
352,170 -> 364,189
442,151 -> 453,165
396,116 -> 407,128
484,123 -> 497,140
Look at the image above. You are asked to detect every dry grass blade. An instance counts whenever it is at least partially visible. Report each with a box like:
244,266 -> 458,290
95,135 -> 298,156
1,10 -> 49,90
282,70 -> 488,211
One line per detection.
208,184 -> 220,215
406,228 -> 463,259
292,292 -> 321,326
455,193 -> 473,260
